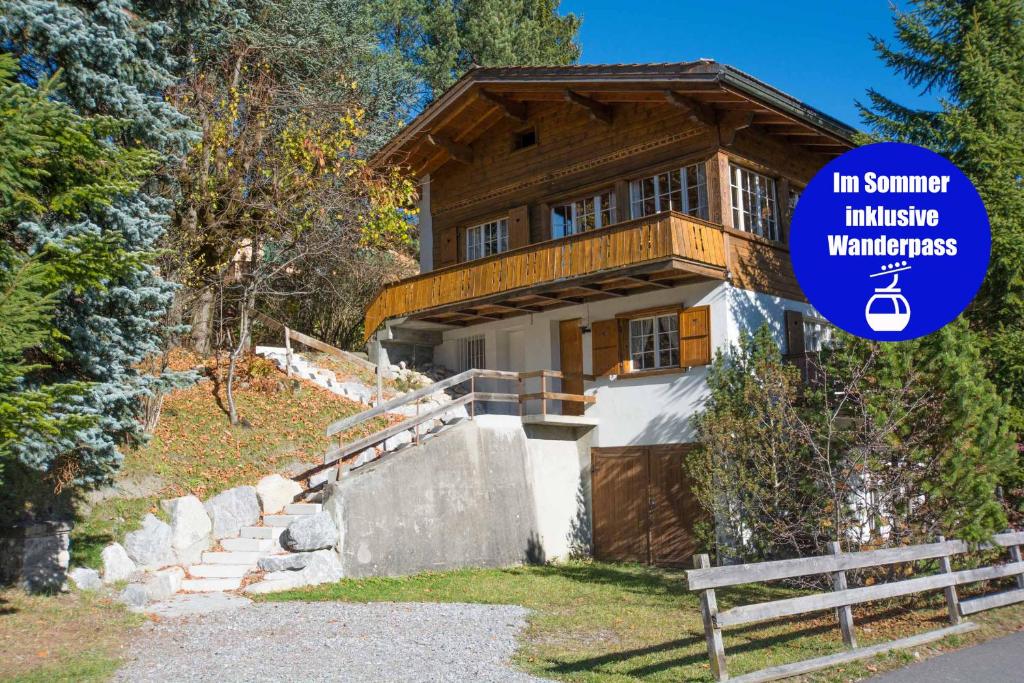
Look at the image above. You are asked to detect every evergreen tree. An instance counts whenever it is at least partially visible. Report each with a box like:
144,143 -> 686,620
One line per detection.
860,0 -> 1024,433
376,0 -> 581,100
0,2 -> 194,502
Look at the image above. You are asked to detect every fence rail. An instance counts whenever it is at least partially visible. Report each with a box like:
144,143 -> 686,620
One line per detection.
687,531 -> 1024,683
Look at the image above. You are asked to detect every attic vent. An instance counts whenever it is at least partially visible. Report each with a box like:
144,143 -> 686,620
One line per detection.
512,128 -> 537,151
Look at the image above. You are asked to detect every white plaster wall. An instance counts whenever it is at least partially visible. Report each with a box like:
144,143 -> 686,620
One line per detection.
431,279 -> 812,448
522,425 -> 592,562
418,175 -> 433,272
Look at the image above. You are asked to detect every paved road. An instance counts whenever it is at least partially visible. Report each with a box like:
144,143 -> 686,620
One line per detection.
869,631 -> 1024,682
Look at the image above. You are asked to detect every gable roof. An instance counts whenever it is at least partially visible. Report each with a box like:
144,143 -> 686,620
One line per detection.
373,60 -> 859,177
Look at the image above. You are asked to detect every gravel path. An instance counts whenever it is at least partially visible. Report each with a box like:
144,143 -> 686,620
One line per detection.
114,601 -> 547,682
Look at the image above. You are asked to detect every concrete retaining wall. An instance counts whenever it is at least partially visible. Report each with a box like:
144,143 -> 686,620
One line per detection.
322,416 -> 590,578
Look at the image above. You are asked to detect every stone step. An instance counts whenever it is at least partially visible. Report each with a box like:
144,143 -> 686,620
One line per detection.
263,514 -> 302,527
240,526 -> 285,539
188,564 -> 251,578
181,577 -> 242,592
221,537 -> 274,552
284,503 -> 321,515
202,550 -> 265,565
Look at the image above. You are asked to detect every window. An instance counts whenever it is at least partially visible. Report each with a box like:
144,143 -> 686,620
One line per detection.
551,190 -> 617,238
465,218 -> 508,261
629,313 -> 679,371
513,128 -> 537,150
458,335 -> 485,371
803,316 -> 833,353
730,164 -> 779,240
629,163 -> 708,220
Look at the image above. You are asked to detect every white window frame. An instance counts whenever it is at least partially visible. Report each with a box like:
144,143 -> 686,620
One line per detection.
628,313 -> 680,371
803,316 -> 833,353
465,218 -> 508,261
550,190 -> 617,238
629,163 -> 708,220
730,164 -> 780,241
458,335 -> 485,371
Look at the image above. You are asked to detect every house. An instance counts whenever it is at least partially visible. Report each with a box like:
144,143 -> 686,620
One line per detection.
360,61 -> 856,567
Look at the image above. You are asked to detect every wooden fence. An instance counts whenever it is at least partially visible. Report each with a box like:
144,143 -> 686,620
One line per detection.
686,531 -> 1024,683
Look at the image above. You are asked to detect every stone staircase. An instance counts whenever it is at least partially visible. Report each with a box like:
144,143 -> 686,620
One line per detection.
181,503 -> 321,592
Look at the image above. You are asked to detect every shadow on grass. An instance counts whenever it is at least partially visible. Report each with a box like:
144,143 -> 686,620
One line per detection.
515,561 -> 688,598
0,595 -> 16,615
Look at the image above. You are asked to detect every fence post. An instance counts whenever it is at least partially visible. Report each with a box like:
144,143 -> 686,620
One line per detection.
828,541 -> 857,648
937,535 -> 962,624
1006,531 -> 1024,590
284,327 -> 293,378
694,553 -> 728,681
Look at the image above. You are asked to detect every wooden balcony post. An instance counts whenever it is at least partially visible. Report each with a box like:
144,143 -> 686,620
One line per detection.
937,535 -> 962,624
829,541 -> 857,648
694,553 -> 728,681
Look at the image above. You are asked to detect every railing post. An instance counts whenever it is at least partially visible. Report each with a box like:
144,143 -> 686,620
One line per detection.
414,399 -> 420,446
517,374 -> 524,417
694,554 -> 728,681
937,535 -> 962,624
540,372 -> 547,417
284,326 -> 293,378
828,541 -> 857,648
470,375 -> 476,420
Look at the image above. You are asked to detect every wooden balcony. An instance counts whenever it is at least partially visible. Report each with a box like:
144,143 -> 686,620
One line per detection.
364,211 -> 727,340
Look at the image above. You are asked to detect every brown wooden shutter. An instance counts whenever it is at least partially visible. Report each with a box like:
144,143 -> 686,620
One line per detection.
591,319 -> 622,377
508,205 -> 530,249
438,227 -> 458,267
679,305 -> 711,367
784,310 -> 805,357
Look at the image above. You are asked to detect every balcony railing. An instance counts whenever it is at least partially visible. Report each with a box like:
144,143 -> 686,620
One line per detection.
364,210 -> 726,339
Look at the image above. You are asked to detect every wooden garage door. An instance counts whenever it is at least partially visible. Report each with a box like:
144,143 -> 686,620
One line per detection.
591,445 -> 701,567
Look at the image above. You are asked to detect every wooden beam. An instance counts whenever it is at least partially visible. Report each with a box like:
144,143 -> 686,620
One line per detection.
564,89 -> 613,124
425,133 -> 473,164
717,110 -> 754,146
621,275 -> 672,289
477,89 -> 527,123
664,91 -> 715,126
563,284 -> 625,298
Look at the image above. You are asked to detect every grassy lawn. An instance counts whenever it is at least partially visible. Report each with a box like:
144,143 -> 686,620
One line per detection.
0,588 -> 143,682
258,561 -> 1024,682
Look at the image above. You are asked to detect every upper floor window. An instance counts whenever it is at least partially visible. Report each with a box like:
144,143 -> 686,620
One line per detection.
731,164 -> 779,241
629,313 -> 679,371
466,218 -> 508,261
551,190 -> 617,238
629,163 -> 708,220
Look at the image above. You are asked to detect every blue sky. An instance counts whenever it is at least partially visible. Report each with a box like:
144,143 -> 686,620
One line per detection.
558,1 -> 942,130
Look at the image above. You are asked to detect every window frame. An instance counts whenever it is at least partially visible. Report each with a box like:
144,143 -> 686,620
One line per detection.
465,217 -> 509,261
550,189 -> 617,239
730,163 -> 780,241
628,162 -> 708,221
627,311 -> 680,372
802,315 -> 833,353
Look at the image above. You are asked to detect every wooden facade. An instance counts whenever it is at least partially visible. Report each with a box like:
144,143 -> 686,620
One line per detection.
363,62 -> 857,340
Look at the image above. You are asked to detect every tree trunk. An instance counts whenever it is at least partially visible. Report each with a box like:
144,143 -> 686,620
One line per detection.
190,285 -> 216,354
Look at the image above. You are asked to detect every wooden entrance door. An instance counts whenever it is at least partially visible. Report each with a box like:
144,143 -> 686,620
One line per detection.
558,318 -> 584,416
591,445 -> 700,566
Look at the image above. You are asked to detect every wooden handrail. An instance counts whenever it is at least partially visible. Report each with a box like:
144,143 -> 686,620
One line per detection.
254,311 -> 377,373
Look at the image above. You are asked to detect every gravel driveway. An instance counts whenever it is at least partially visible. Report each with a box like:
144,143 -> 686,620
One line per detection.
114,601 -> 547,682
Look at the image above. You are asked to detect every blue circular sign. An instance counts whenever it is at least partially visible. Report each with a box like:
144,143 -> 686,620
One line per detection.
790,142 -> 990,341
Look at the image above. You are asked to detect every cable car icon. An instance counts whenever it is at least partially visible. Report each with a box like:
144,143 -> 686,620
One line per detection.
865,261 -> 911,332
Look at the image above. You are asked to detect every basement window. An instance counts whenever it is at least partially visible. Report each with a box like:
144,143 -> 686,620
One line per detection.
458,335 -> 486,371
512,128 -> 537,151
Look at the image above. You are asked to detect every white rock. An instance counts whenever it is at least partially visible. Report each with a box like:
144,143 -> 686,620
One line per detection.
120,583 -> 149,608
143,566 -> 184,601
244,549 -> 343,594
124,514 -> 175,569
280,512 -> 338,552
204,486 -> 261,539
255,474 -> 302,514
101,543 -> 137,584
69,567 -> 102,591
257,554 -> 310,572
162,495 -> 212,562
